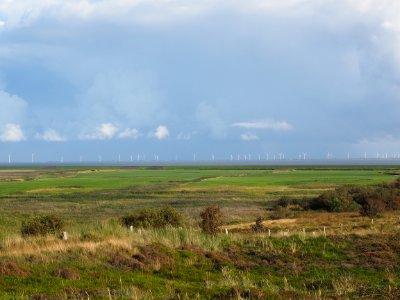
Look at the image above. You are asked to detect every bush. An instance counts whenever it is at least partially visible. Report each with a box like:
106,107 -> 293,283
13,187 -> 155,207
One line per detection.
275,196 -> 290,208
21,215 -> 65,237
200,206 -> 223,235
251,216 -> 265,232
121,206 -> 183,229
359,198 -> 386,218
157,206 -> 183,227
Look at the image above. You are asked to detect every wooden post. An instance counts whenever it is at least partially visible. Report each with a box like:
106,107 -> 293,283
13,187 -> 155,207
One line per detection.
62,231 -> 68,241
268,228 -> 271,237
302,228 -> 306,237
130,225 -> 133,232
371,218 -> 374,224
225,228 -> 228,236
323,226 -> 326,236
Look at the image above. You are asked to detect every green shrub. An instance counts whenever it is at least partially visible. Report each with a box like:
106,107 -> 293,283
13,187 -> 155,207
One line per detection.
199,206 -> 223,235
21,215 -> 65,237
157,206 -> 183,227
121,206 -> 183,228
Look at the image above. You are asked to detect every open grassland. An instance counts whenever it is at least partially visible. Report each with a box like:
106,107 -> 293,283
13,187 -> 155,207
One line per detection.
0,166 -> 399,299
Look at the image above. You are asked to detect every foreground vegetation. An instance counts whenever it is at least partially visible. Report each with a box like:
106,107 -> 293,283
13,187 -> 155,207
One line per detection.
0,166 -> 399,299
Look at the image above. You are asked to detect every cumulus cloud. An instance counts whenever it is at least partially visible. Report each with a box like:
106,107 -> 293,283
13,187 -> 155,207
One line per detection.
150,125 -> 170,140
118,128 -> 140,139
0,123 -> 26,142
240,133 -> 259,141
80,123 -> 118,140
36,129 -> 65,142
232,119 -> 293,131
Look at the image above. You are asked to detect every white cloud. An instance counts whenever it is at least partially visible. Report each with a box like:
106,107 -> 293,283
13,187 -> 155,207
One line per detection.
232,119 -> 293,131
80,122 -> 118,140
0,123 -> 26,142
36,129 -> 65,142
118,128 -> 140,139
78,71 -> 166,128
0,90 -> 27,126
150,125 -> 169,140
240,133 -> 259,141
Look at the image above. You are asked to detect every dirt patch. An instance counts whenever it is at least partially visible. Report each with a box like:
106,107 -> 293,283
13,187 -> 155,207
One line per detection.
0,260 -> 30,277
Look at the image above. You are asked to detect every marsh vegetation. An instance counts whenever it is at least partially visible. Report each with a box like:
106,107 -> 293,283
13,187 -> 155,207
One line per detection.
0,166 -> 399,299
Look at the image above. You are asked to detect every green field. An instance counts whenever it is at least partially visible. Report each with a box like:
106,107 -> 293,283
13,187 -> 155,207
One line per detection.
0,166 -> 399,299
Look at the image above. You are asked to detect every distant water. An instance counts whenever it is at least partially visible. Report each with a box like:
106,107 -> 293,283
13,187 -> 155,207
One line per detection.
1,159 -> 400,167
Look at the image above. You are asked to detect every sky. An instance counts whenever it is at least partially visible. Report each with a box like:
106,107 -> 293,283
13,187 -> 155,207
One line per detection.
1,0 -> 400,162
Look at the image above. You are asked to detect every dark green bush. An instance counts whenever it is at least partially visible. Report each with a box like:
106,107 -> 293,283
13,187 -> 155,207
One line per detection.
200,206 -> 223,235
121,206 -> 183,229
21,215 -> 65,237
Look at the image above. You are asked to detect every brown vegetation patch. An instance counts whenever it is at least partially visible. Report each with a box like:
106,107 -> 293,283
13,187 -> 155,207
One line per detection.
107,251 -> 144,271
51,267 -> 80,280
77,169 -> 117,174
132,243 -> 176,271
0,260 -> 30,277
26,187 -> 81,193
354,240 -> 398,270
224,218 -> 297,230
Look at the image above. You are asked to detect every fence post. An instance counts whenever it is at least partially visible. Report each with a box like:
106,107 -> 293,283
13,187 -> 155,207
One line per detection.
130,225 -> 133,232
225,228 -> 229,236
62,232 -> 68,241
268,228 -> 271,237
323,226 -> 326,236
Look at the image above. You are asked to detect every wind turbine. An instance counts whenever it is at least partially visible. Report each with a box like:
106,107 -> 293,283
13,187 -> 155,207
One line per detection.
31,153 -> 34,164
193,153 -> 196,161
98,155 -> 102,162
118,154 -> 121,162
60,156 -> 64,163
8,153 -> 11,164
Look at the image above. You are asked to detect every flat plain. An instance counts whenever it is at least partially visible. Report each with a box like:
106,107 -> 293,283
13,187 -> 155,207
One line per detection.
0,166 -> 399,299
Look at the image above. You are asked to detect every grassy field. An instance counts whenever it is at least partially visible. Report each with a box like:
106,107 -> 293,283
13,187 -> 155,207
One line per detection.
0,165 -> 399,299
